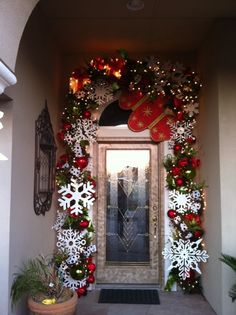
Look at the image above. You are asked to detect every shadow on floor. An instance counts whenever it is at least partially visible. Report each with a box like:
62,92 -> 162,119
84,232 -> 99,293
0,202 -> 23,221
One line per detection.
76,289 -> 216,315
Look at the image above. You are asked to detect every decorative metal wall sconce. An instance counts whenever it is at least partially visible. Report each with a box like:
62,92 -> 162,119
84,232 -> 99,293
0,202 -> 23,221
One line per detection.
34,102 -> 56,215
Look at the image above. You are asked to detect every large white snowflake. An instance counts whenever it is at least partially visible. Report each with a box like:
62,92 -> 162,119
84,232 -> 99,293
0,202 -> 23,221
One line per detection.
87,81 -> 113,106
169,190 -> 192,214
58,178 -> 95,215
59,262 -> 87,290
56,228 -> 86,256
162,237 -> 209,280
168,120 -> 195,144
183,102 -> 199,117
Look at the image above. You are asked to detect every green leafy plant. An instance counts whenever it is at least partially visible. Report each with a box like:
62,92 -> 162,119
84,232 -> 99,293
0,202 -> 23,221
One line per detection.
220,253 -> 236,302
10,254 -> 71,308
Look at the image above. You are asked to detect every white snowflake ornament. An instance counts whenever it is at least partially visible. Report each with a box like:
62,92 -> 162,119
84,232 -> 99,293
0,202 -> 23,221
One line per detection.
58,178 -> 95,215
52,211 -> 67,231
169,190 -> 192,214
0,111 -> 4,130
66,255 -> 79,265
186,232 -> 193,239
180,222 -> 188,232
173,215 -> 182,225
57,228 -> 85,256
75,90 -> 86,99
74,143 -> 83,157
83,244 -> 97,257
184,102 -> 199,117
70,119 -> 97,143
162,237 -> 209,280
69,166 -> 81,177
87,81 -> 113,106
64,133 -> 74,146
191,202 -> 201,213
59,262 -> 87,290
168,120 -> 195,145
192,190 -> 201,200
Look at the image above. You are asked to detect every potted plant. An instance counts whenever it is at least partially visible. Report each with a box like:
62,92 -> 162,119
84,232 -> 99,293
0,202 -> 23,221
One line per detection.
220,253 -> 236,302
10,254 -> 78,315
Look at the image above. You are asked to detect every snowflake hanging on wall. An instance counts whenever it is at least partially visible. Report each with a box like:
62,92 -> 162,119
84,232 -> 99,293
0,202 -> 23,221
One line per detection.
169,190 -> 192,214
58,178 -> 95,215
162,237 -> 209,280
168,120 -> 195,144
56,228 -> 86,256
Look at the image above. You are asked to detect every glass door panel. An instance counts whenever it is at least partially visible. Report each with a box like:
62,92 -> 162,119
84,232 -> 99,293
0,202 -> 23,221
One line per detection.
106,150 -> 150,263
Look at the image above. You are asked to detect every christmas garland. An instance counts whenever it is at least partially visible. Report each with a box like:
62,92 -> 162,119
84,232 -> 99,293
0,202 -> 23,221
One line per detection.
54,50 -> 208,297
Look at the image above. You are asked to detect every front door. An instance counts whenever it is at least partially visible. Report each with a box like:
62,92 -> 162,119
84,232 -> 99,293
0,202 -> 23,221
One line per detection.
96,142 -> 162,285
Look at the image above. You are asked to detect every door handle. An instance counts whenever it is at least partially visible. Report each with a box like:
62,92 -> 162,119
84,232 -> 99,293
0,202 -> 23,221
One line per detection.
152,215 -> 157,239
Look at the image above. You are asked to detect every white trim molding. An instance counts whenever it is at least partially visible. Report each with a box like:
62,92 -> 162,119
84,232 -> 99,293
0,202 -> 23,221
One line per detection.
0,60 -> 17,94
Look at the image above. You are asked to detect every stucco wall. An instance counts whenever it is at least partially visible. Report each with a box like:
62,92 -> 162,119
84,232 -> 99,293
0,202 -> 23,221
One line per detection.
0,0 -> 39,71
3,6 -> 61,315
198,20 -> 236,315
0,101 -> 13,315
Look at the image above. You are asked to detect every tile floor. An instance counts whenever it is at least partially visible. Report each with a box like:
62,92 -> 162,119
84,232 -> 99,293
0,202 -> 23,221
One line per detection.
76,289 -> 216,315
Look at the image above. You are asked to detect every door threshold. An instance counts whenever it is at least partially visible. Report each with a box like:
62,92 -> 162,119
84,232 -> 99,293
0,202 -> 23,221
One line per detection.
95,283 -> 161,290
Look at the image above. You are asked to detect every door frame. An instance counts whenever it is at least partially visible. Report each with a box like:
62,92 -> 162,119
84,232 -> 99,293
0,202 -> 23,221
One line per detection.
92,128 -> 165,286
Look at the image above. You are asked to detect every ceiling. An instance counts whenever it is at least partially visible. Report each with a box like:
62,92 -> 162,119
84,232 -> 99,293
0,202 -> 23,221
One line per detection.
39,0 -> 236,55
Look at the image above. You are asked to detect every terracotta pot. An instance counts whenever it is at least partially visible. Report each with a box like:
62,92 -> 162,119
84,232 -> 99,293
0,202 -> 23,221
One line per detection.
28,291 -> 77,315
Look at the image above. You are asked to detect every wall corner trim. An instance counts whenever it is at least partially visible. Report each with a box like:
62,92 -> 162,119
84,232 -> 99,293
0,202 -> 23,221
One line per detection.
0,60 -> 17,94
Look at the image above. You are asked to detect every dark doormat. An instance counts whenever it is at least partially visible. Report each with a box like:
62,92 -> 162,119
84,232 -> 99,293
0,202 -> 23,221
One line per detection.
98,289 -> 160,304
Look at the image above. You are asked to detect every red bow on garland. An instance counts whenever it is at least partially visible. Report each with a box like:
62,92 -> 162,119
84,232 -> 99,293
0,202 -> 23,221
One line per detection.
119,91 -> 176,142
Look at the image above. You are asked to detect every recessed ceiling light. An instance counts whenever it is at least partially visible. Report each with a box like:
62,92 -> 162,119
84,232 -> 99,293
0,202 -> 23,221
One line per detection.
126,0 -> 144,11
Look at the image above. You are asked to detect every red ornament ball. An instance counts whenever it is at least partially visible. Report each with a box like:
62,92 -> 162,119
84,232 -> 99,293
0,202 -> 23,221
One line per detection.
63,122 -> 72,131
90,179 -> 96,188
187,136 -> 196,144
82,110 -> 91,119
175,177 -> 184,186
173,143 -> 182,152
191,157 -> 200,168
57,131 -> 65,142
171,166 -> 181,176
184,213 -> 194,221
167,209 -> 177,219
75,156 -> 88,169
177,111 -> 184,121
79,220 -> 89,229
87,262 -> 96,272
86,257 -> 93,263
178,158 -> 189,168
76,286 -> 87,297
194,230 -> 203,238
173,97 -> 182,109
88,275 -> 95,283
